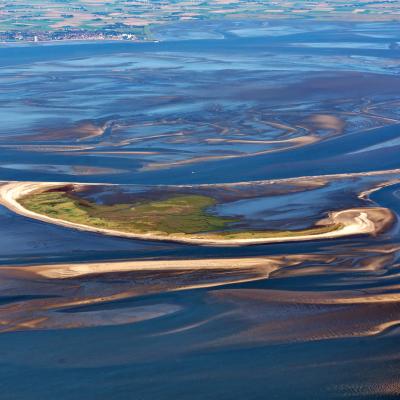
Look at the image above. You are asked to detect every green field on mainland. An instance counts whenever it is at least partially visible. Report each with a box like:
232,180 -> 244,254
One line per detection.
19,190 -> 340,240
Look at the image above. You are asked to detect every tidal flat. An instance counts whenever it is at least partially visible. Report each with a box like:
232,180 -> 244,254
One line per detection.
1,19 -> 400,400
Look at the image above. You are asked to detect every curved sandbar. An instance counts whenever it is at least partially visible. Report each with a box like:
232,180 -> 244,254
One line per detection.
0,181 -> 395,246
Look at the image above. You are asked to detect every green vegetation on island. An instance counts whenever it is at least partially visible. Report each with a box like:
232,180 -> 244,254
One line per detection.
19,189 -> 341,240
19,190 -> 236,235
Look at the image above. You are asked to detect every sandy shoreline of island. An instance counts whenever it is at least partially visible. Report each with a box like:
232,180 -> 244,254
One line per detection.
0,180 -> 395,246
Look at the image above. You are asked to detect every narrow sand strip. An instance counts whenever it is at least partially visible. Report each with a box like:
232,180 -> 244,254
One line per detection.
9,256 -> 282,279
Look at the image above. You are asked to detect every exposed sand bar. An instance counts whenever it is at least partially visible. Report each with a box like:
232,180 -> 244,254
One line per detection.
0,180 -> 395,246
1,168 -> 400,189
10,256 -> 282,280
143,135 -> 318,171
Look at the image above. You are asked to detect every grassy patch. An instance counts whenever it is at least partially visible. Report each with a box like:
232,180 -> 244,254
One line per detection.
19,189 -> 341,240
19,190 -> 236,235
198,224 -> 341,239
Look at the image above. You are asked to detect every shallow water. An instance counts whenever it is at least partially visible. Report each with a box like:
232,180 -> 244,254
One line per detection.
1,19 -> 400,400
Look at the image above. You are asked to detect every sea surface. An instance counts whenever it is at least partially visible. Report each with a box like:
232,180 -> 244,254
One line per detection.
1,20 -> 400,399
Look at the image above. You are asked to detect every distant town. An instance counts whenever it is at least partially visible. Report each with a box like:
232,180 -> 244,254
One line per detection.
0,29 -> 143,43
1,0 -> 400,43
